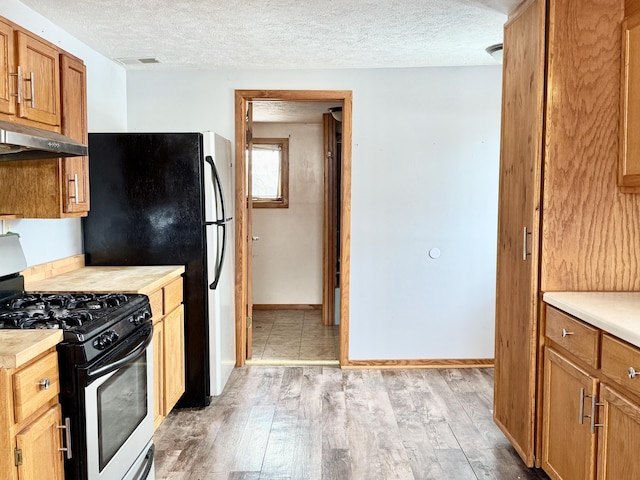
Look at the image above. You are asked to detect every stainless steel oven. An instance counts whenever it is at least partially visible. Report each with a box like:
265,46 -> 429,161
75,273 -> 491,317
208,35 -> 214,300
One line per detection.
81,322 -> 155,480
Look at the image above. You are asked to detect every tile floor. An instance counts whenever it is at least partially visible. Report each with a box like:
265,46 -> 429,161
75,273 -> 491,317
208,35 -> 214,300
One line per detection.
250,309 -> 340,363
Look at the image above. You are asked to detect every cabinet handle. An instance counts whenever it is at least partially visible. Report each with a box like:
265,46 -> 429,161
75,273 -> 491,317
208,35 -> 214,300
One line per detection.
68,174 -> 79,204
57,417 -> 72,459
9,65 -> 22,103
522,227 -> 527,261
23,71 -> 35,108
589,394 -> 604,434
562,328 -> 574,338
628,367 -> 639,379
38,377 -> 50,390
579,387 -> 586,424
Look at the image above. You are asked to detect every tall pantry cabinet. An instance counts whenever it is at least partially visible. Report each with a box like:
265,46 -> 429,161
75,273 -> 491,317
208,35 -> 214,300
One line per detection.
494,0 -> 640,468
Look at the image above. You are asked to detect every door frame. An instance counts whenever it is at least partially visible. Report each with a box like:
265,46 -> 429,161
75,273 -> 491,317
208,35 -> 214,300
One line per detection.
234,89 -> 353,367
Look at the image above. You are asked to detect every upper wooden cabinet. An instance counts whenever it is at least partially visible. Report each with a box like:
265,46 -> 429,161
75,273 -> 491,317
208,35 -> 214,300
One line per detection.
60,53 -> 89,214
14,31 -> 60,127
619,13 -> 640,192
0,18 -> 15,117
0,17 -> 61,130
0,17 -> 89,218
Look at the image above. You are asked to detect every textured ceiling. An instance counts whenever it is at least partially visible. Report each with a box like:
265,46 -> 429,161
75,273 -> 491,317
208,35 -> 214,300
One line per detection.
17,0 -> 518,70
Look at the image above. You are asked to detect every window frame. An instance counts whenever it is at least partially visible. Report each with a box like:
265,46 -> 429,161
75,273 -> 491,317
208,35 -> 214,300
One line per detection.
251,137 -> 289,208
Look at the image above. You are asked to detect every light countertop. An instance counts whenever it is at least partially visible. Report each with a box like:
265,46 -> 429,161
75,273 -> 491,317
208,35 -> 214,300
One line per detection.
543,292 -> 640,348
1,265 -> 185,368
25,265 -> 185,296
0,330 -> 63,369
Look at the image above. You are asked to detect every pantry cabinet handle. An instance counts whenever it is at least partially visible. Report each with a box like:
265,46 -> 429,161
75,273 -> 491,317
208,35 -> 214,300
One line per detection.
58,417 -> 72,459
522,227 -> 527,261
38,377 -> 50,390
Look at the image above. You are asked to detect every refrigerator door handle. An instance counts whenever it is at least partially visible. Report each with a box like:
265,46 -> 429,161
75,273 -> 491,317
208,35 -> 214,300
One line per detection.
210,222 -> 227,290
205,155 -> 226,223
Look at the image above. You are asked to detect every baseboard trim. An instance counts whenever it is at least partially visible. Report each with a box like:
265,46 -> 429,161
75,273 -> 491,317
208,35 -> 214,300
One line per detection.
253,304 -> 322,311
245,359 -> 340,367
341,358 -> 494,369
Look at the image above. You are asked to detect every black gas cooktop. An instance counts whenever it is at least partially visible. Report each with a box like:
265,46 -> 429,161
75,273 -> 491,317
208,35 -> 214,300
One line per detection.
0,291 -> 151,344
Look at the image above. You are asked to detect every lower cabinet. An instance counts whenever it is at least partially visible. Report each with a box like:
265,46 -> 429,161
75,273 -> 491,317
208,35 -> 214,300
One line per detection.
542,305 -> 640,480
149,275 -> 185,429
0,348 -> 66,480
542,348 -> 597,480
597,384 -> 640,479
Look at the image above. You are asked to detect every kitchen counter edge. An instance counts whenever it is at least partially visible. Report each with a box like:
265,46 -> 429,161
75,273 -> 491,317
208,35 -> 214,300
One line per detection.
0,330 -> 64,369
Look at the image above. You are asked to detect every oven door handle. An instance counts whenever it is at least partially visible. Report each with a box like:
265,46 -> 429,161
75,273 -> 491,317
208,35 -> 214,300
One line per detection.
86,323 -> 153,382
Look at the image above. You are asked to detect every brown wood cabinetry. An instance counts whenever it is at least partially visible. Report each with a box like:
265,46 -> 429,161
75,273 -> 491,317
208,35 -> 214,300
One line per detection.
150,276 -> 185,429
542,348 -> 598,480
0,348 -> 65,480
495,0 -> 640,467
14,31 -> 60,127
60,53 -> 89,215
0,52 -> 89,218
542,305 -> 640,480
0,16 -> 89,218
0,17 -> 61,129
0,18 -> 15,116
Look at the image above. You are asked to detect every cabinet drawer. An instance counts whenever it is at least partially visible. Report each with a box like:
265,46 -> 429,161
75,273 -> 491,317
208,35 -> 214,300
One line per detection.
13,351 -> 59,424
149,289 -> 163,321
601,334 -> 640,398
163,276 -> 183,313
545,306 -> 600,368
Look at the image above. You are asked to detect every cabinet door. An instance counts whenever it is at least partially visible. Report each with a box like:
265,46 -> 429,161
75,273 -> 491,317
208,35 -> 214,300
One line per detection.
60,54 -> 89,214
597,385 -> 640,479
15,31 -> 60,126
542,348 -> 598,480
163,305 -> 185,415
0,18 -> 15,116
493,0 -> 546,466
152,319 -> 164,430
15,404 -> 65,480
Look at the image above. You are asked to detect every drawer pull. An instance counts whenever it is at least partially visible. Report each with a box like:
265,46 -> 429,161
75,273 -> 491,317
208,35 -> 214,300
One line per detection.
38,377 -> 51,390
562,328 -> 574,338
628,367 -> 639,379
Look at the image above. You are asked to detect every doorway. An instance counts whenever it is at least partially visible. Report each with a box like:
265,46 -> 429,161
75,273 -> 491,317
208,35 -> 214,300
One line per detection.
233,90 -> 353,367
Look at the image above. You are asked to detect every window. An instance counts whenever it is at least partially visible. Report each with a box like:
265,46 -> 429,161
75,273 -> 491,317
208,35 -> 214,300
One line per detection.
250,138 -> 289,208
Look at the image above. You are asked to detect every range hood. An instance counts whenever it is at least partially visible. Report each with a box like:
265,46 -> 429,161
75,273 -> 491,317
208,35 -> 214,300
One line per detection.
0,119 -> 87,161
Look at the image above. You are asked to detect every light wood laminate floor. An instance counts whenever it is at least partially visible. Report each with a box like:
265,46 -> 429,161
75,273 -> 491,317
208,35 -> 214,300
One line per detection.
154,366 -> 549,479
250,309 -> 339,363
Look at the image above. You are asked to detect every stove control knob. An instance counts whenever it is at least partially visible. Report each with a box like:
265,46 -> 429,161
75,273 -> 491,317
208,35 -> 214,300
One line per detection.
93,330 -> 119,350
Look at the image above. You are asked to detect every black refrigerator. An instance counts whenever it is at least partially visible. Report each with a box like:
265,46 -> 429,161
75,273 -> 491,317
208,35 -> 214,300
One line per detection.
82,132 -> 235,408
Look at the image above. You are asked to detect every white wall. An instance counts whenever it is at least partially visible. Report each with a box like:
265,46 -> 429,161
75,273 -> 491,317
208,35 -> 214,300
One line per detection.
252,122 -> 323,305
127,66 -> 502,361
1,0 -> 128,266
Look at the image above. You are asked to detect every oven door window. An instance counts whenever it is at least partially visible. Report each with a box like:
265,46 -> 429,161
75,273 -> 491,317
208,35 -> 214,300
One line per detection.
97,354 -> 148,470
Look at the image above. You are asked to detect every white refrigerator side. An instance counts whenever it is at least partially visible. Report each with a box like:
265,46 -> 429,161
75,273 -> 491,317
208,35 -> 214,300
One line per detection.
203,132 -> 236,396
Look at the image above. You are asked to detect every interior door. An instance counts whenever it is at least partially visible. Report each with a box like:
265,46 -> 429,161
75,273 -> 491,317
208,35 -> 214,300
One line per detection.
246,101 -> 254,359
493,0 -> 546,467
322,112 -> 338,326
